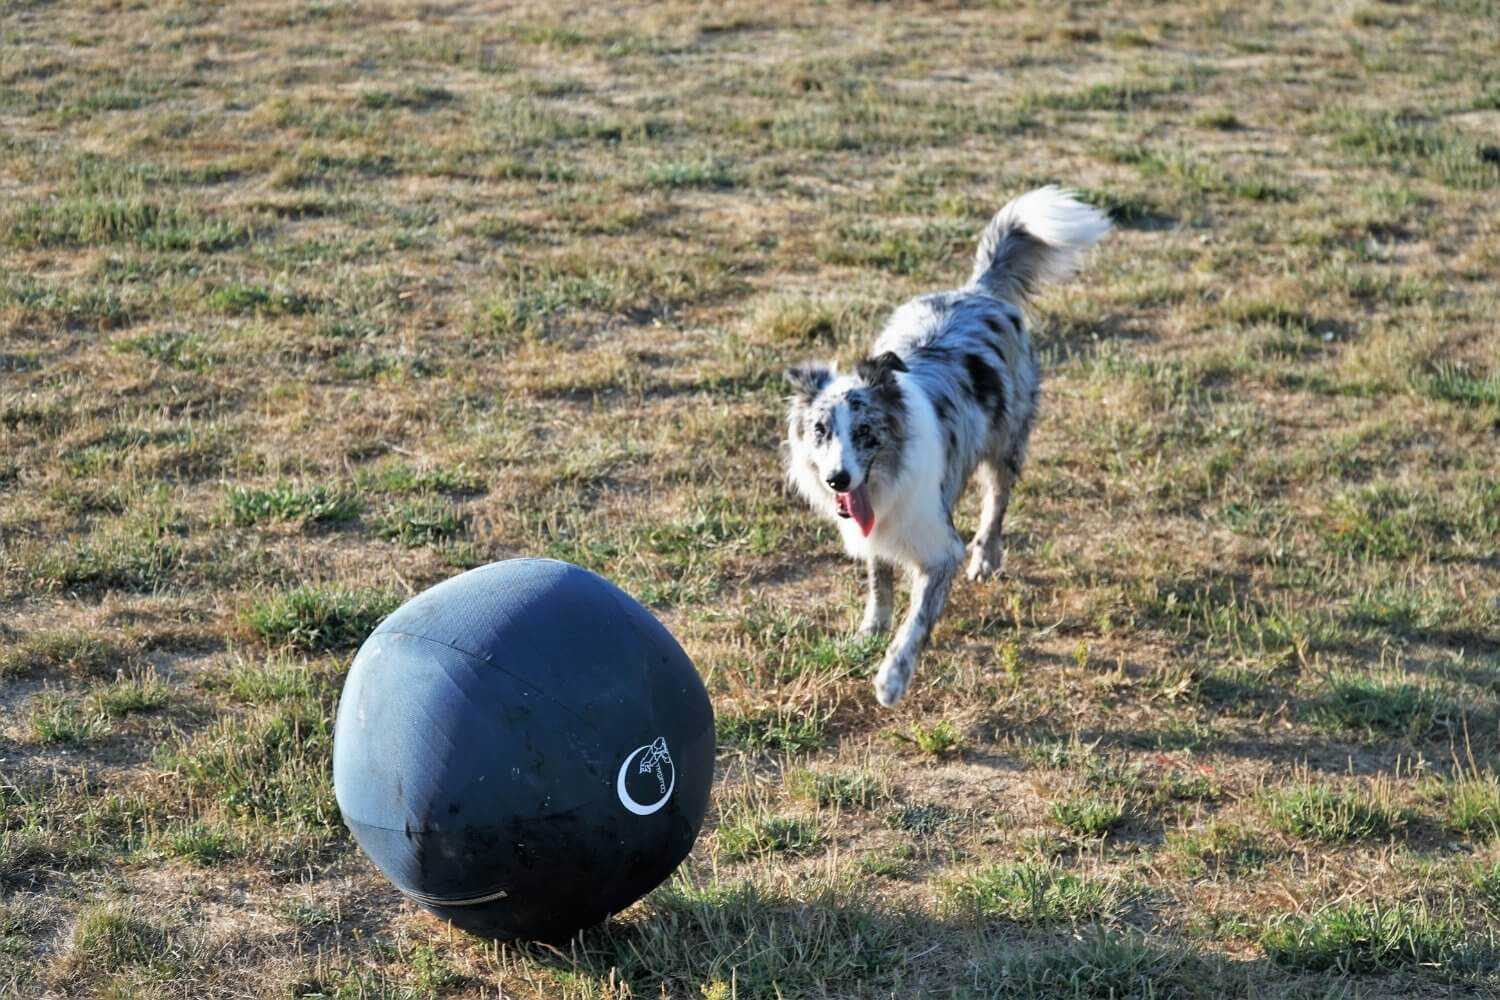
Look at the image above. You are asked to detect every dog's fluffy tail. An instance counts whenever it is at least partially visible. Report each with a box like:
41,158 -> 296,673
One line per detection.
968,186 -> 1111,302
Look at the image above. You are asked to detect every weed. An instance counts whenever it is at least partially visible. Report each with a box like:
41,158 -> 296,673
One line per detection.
716,707 -> 826,754
1050,793 -> 1128,837
944,861 -> 1122,925
28,693 -> 108,745
375,498 -> 467,547
787,767 -> 887,809
899,720 -> 963,756
243,586 -> 400,652
716,812 -> 824,862
226,483 -> 361,527
1264,780 -> 1407,842
1261,901 -> 1485,975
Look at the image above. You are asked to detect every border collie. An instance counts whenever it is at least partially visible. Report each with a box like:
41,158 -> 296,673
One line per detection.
784,187 -> 1111,707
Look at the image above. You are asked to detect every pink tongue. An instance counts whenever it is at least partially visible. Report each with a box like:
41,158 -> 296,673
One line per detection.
845,484 -> 875,537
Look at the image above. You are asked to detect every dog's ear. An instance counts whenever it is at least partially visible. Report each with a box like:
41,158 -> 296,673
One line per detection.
856,351 -> 908,388
785,361 -> 833,400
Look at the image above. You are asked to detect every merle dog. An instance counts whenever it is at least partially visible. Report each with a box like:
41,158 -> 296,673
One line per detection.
784,187 -> 1111,706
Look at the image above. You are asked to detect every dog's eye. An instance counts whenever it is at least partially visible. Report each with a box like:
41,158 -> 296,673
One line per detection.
854,425 -> 876,447
812,420 -> 828,440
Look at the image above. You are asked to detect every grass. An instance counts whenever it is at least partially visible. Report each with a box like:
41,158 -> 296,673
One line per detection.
716,707 -> 827,754
374,498 -> 467,547
715,811 -> 825,862
787,767 -> 887,809
2,1 -> 1498,996
900,719 -> 964,756
1166,821 -> 1274,877
1303,671 -> 1447,739
1264,779 -> 1408,843
243,586 -> 401,652
1050,793 -> 1129,838
165,699 -> 338,831
225,482 -> 361,527
1260,901 -> 1485,975
27,693 -> 109,746
66,902 -> 167,974
0,631 -> 127,679
1441,772 -> 1500,838
943,860 -> 1122,925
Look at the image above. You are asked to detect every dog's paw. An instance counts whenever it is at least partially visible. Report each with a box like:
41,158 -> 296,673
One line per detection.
966,545 -> 1003,581
873,656 -> 910,707
856,619 -> 890,639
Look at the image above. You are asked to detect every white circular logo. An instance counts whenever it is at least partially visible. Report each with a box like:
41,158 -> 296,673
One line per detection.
616,737 -> 675,816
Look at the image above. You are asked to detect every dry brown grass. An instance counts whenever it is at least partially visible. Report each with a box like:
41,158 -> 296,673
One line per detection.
2,1 -> 1498,997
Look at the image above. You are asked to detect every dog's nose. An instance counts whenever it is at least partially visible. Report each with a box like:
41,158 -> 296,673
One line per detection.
826,470 -> 851,492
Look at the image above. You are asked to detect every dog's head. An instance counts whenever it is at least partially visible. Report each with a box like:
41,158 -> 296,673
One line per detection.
784,352 -> 907,536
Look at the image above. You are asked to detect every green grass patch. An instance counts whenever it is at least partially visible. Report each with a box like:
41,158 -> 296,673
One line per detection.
1303,671 -> 1446,739
787,767 -> 887,809
375,498 -> 467,547
66,902 -> 168,975
975,926 -> 1224,998
885,803 -> 957,837
1326,108 -> 1500,189
637,156 -> 738,190
206,283 -> 317,317
1166,821 -> 1274,876
716,811 -> 825,862
27,692 -> 110,745
226,482 -> 361,527
355,462 -> 485,496
165,698 -> 337,831
112,330 -> 217,372
1264,780 -> 1407,842
1442,773 -> 1500,838
553,874 -> 912,997
94,671 -> 170,718
161,822 -> 240,866
1260,901 -> 1485,975
1415,362 -> 1500,408
943,860 -> 1122,925
0,631 -> 127,680
896,719 -> 964,756
243,586 -> 400,652
1050,792 -> 1128,837
30,532 -> 183,595
715,706 -> 827,754
8,197 -> 246,251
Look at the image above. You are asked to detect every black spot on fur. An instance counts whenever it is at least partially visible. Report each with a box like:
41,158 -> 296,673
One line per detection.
856,351 -> 908,388
980,313 -> 1011,339
932,393 -> 953,425
785,361 -> 832,400
964,353 -> 1006,422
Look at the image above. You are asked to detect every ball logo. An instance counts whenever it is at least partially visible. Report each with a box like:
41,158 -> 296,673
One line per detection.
616,737 -> 675,816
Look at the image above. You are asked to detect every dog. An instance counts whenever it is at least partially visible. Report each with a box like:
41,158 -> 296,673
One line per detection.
783,186 -> 1111,707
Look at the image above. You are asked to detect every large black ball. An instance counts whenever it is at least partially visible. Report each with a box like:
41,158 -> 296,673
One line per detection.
333,559 -> 714,941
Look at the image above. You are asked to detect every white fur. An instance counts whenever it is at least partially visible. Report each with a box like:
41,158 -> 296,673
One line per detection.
969,185 -> 1112,289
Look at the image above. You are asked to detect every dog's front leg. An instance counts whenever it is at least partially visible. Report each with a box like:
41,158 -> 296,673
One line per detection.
873,554 -> 958,707
858,558 -> 894,637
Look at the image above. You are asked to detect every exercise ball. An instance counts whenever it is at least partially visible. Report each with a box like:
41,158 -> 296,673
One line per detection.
332,558 -> 715,941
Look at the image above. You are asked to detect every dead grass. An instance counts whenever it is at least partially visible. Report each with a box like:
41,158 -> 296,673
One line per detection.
2,1 -> 1498,997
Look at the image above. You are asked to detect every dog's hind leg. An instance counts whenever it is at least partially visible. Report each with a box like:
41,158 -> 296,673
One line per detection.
966,459 -> 1015,581
859,558 -> 895,637
874,548 -> 960,707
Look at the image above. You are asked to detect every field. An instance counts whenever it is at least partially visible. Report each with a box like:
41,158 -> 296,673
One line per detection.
2,0 -> 1499,996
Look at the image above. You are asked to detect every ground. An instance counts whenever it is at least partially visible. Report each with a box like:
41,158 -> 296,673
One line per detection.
2,1 -> 1499,997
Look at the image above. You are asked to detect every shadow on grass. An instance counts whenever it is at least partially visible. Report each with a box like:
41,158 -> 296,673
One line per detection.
490,869 -> 1491,999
